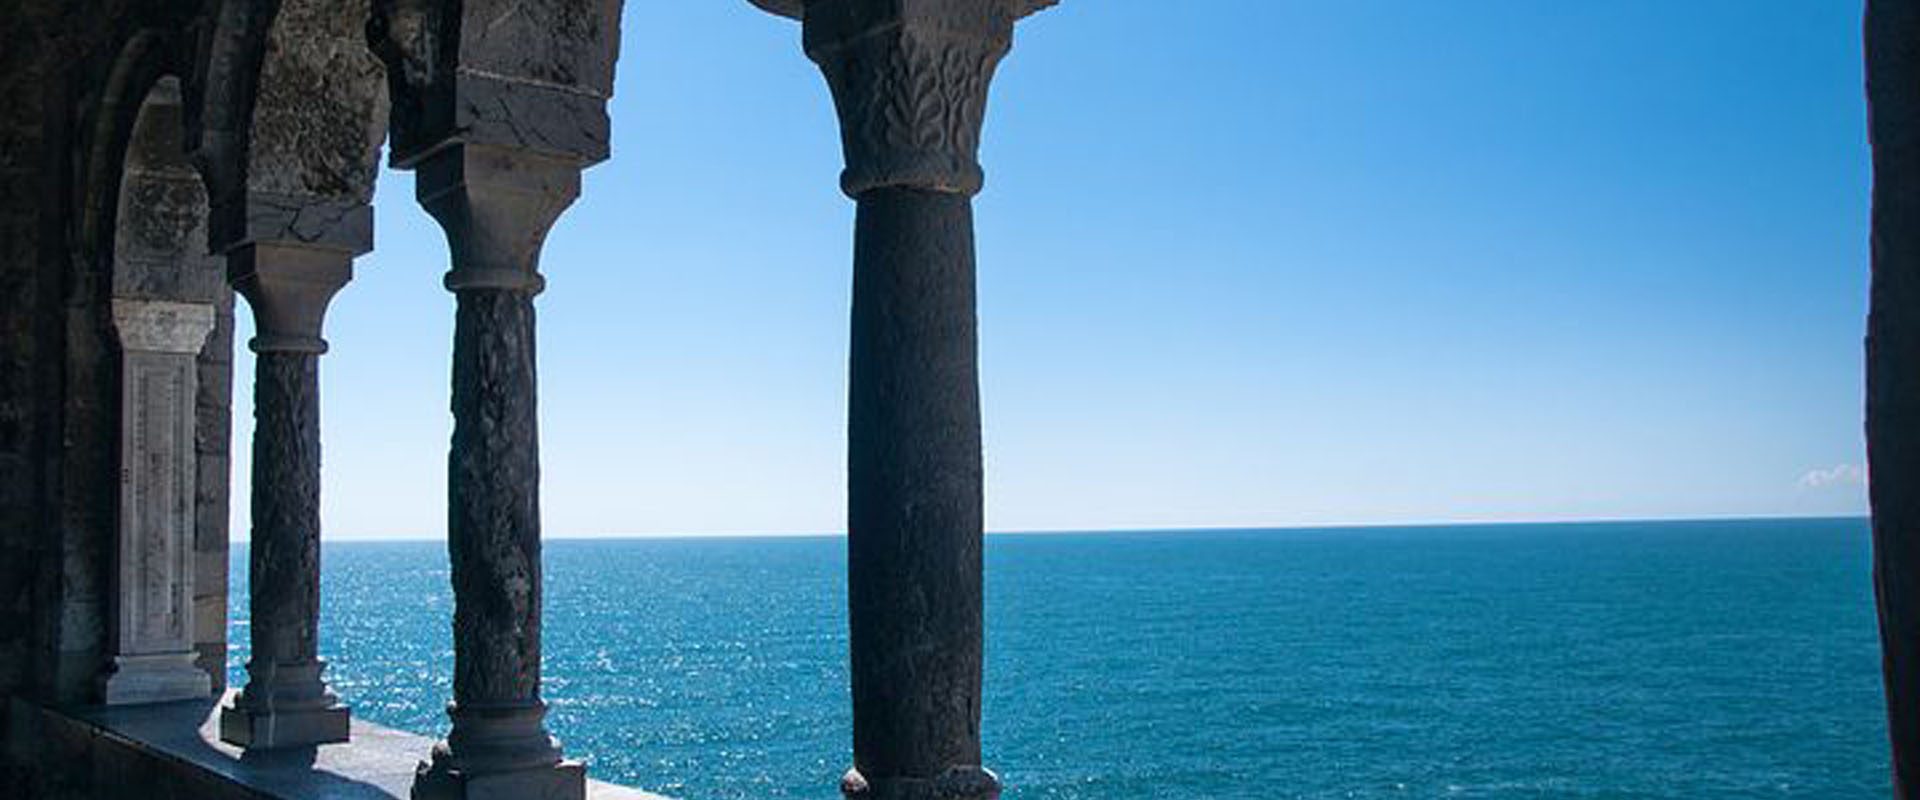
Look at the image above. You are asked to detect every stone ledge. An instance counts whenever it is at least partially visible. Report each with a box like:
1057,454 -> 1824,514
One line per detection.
6,693 -> 667,800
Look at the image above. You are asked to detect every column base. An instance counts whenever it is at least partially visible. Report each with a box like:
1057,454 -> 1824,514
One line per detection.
841,766 -> 1002,800
102,653 -> 213,706
219,701 -> 350,749
412,753 -> 585,800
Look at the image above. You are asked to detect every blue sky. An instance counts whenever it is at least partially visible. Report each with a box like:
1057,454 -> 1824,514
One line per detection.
230,1 -> 1873,540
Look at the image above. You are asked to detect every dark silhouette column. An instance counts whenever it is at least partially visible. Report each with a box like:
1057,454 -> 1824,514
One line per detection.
408,144 -> 586,800
1868,1 -> 1920,796
751,1 -> 1053,797
368,1 -> 620,794
219,238 -> 358,749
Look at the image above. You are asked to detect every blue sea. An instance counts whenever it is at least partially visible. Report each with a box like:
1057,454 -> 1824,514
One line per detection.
228,518 -> 1890,798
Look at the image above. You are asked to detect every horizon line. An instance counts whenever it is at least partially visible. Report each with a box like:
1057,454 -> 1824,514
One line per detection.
298,512 -> 1872,544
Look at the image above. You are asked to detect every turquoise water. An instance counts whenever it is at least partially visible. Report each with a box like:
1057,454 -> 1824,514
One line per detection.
229,518 -> 1890,798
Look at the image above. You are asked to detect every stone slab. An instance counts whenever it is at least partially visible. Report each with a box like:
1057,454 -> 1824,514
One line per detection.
30,692 -> 668,800
413,758 -> 587,800
219,702 -> 350,749
102,652 -> 213,706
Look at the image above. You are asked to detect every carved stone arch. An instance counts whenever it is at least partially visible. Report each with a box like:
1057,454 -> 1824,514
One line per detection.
185,0 -> 387,259
180,0 -> 282,251
40,26 -> 234,705
112,72 -> 238,693
39,28 -> 177,706
242,0 -> 388,250
203,0 -> 390,749
114,76 -> 225,304
76,30 -> 175,285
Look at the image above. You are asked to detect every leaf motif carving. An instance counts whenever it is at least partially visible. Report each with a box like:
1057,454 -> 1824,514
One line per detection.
818,24 -> 1008,196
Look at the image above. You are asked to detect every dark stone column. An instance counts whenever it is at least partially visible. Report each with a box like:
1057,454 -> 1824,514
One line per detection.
367,1 -> 620,793
1869,2 -> 1920,796
408,144 -> 585,800
843,186 -> 993,800
776,2 -> 1048,797
193,290 -> 236,691
219,240 -> 354,749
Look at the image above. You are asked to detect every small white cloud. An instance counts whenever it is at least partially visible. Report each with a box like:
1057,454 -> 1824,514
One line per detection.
1798,463 -> 1867,490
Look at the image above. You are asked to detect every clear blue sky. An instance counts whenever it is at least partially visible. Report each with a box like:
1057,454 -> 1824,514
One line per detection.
230,1 -> 1873,540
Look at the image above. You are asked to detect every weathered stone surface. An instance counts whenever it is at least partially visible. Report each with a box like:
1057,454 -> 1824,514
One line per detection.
220,695 -> 350,749
111,300 -> 218,354
803,0 -> 1013,197
411,286 -> 580,789
842,766 -> 1003,800
8,694 -> 666,800
194,290 -> 236,690
404,142 -> 587,796
447,289 -> 545,709
103,299 -> 216,706
843,188 -> 992,799
102,653 -> 212,706
246,352 -> 322,669
1868,1 -> 1920,795
113,77 -> 226,304
248,0 -> 389,203
1,0 -> 378,732
370,0 -> 621,166
222,348 -> 350,748
229,242 -> 356,353
197,0 -> 390,255
749,0 -> 1057,22
749,1 -> 1031,794
0,63 -> 53,711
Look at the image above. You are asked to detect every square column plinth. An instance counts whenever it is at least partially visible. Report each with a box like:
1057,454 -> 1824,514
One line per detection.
218,702 -> 350,749
104,653 -> 212,706
413,758 -> 586,800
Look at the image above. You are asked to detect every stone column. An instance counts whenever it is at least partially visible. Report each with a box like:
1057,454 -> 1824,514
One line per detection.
767,1 -> 1046,797
102,300 -> 217,705
218,240 -> 354,748
1868,2 -> 1920,795
408,144 -> 585,800
368,1 -> 618,793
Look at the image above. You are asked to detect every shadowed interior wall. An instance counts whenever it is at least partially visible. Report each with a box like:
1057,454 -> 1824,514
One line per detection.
0,57 -> 57,710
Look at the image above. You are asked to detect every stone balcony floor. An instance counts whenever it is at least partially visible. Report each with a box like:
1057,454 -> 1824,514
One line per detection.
54,691 -> 667,800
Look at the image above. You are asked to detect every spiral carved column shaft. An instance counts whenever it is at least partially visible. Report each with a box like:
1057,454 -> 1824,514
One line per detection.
219,242 -> 353,750
408,144 -> 585,800
246,351 -> 323,670
441,286 -> 557,766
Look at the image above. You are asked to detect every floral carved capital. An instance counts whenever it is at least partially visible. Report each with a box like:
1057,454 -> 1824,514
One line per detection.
805,0 -> 1014,197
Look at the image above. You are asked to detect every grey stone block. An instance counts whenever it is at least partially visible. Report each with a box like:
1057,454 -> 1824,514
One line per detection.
413,758 -> 587,800
102,653 -> 213,706
217,702 -> 350,749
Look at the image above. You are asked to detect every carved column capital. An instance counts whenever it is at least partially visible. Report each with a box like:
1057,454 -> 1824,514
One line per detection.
112,299 -> 217,354
802,0 -> 1015,198
415,143 -> 581,294
228,242 -> 356,354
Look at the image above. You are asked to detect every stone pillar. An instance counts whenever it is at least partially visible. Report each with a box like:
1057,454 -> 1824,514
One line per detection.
368,1 -> 619,793
1868,2 -> 1920,795
407,144 -> 585,800
753,1 -> 1048,796
102,300 -> 217,705
218,240 -> 354,748
194,290 -> 236,691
